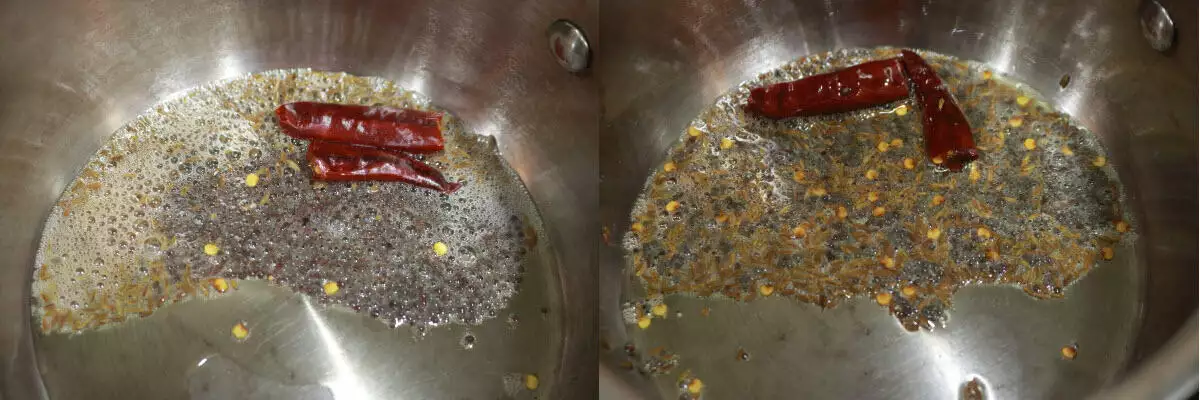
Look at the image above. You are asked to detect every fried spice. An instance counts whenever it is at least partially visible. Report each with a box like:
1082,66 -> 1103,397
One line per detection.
624,48 -> 1134,329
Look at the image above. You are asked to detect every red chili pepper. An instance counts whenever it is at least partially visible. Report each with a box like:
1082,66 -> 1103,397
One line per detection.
745,58 -> 910,119
899,50 -> 978,171
306,141 -> 462,194
276,102 -> 445,153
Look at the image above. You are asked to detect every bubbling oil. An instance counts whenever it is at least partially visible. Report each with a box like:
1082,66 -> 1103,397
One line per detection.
624,48 -> 1135,330
33,70 -> 545,334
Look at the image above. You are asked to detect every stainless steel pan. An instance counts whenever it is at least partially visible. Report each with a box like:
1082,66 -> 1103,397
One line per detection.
0,0 -> 1195,399
599,0 -> 1196,398
0,1 -> 597,399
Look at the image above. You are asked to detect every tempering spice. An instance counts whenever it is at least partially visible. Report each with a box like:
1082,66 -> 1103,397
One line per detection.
32,70 -> 542,334
624,48 -> 1134,330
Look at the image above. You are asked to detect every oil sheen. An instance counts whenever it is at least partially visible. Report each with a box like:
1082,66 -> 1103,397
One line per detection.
33,70 -> 546,334
623,48 -> 1135,330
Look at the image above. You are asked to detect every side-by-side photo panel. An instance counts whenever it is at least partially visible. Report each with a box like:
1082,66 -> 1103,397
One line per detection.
599,0 -> 1197,399
0,1 -> 597,399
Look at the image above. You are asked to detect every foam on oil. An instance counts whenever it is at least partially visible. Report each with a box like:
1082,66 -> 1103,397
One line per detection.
32,70 -> 546,333
623,48 -> 1136,330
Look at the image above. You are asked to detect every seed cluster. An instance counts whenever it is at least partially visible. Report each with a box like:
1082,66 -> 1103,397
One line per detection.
32,70 -> 544,334
624,48 -> 1134,330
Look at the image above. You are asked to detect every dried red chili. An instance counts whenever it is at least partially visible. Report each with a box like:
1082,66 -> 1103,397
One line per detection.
306,141 -> 462,194
276,102 -> 445,153
744,58 -> 910,119
899,50 -> 978,171
744,52 -> 979,172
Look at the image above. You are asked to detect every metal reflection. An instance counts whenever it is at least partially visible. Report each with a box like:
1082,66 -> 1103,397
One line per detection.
304,298 -> 372,400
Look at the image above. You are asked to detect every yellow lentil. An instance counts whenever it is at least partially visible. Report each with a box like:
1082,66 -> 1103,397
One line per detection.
875,292 -> 893,306
1061,345 -> 1078,360
880,256 -> 896,270
244,173 -> 260,187
211,278 -> 229,293
231,322 -> 250,340
651,303 -> 668,317
927,227 -> 942,240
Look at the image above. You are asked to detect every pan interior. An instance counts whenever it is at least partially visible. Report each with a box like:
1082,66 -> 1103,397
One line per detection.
615,48 -> 1140,400
30,70 -> 563,399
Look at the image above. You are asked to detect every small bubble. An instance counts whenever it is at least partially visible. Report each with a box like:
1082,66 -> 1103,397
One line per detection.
460,332 -> 476,349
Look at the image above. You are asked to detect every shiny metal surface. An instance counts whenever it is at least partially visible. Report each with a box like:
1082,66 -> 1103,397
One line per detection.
599,0 -> 1196,399
1140,0 -> 1176,52
548,20 -> 593,73
0,1 -> 596,399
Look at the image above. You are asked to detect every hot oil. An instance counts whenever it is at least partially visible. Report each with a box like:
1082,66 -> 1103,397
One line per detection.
30,70 -> 562,398
33,69 -> 550,333
623,48 -> 1136,331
